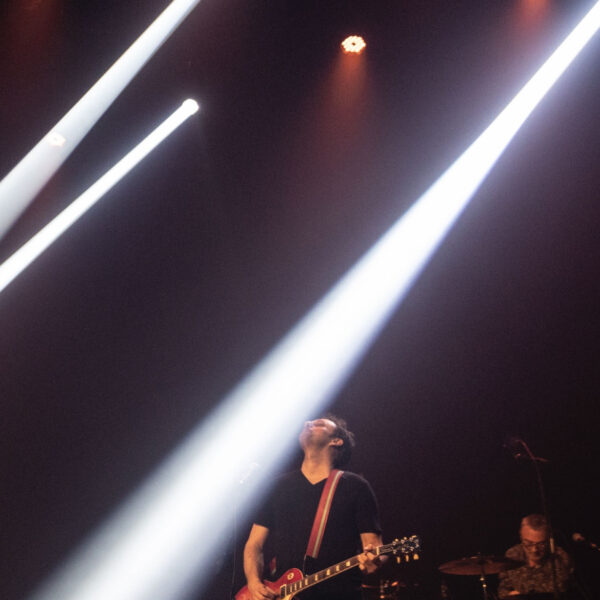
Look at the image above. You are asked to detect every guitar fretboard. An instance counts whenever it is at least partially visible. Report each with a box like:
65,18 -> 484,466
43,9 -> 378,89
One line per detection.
282,540 -> 414,596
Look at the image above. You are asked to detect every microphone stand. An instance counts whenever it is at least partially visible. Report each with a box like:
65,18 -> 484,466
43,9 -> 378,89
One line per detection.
518,439 -> 559,600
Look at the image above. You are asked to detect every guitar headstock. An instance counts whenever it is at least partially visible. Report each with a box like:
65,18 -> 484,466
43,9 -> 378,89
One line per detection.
390,535 -> 421,562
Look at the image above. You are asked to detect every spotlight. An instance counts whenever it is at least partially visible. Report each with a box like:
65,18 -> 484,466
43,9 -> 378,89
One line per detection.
49,133 -> 67,147
341,35 -> 366,54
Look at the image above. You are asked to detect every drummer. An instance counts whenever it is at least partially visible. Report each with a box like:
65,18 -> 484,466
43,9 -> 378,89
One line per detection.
498,514 -> 572,598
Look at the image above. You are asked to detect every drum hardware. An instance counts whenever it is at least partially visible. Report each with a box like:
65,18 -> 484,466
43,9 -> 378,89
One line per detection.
439,554 -> 525,600
361,579 -> 400,600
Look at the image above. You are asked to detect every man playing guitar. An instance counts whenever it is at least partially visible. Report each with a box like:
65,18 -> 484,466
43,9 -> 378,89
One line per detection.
242,416 -> 384,600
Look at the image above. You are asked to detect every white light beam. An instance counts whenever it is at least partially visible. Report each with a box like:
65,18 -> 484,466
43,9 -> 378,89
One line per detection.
0,0 -> 203,240
0,100 -> 199,295
29,2 -> 600,600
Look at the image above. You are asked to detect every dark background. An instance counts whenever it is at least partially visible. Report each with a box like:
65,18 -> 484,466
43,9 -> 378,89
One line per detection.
1,1 -> 599,599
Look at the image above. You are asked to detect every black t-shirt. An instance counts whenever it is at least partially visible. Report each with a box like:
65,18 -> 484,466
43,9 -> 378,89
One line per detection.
254,470 -> 382,600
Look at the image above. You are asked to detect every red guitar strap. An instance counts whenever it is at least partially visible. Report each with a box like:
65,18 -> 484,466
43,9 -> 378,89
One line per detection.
305,469 -> 344,559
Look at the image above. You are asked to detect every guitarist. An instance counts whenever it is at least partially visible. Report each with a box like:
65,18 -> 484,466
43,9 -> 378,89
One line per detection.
243,415 -> 384,600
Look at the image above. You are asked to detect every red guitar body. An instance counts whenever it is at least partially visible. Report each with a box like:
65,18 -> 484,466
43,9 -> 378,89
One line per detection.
235,568 -> 303,600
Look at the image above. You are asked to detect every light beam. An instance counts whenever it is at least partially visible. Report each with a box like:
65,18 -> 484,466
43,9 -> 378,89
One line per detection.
0,0 -> 204,240
0,100 -> 199,295
29,2 -> 600,600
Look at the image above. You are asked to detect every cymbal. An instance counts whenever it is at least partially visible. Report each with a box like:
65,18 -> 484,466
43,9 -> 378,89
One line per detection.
439,555 -> 525,575
502,595 -> 554,600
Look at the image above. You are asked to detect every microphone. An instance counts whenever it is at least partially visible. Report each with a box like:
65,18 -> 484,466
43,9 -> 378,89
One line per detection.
504,436 -> 526,460
503,437 -> 549,463
572,533 -> 600,551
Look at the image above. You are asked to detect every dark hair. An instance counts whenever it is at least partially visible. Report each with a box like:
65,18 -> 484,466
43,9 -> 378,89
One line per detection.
325,414 -> 355,468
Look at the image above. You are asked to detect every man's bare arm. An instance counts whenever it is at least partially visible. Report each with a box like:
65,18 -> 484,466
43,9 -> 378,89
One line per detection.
243,524 -> 276,600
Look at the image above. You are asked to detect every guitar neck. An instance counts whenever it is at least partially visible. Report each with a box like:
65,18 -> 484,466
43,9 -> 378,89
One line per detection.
282,542 -> 397,597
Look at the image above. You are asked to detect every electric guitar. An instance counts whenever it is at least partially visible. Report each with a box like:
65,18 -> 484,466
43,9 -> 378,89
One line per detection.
235,534 -> 421,600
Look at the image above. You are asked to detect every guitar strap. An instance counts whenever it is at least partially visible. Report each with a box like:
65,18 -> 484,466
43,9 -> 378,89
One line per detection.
305,469 -> 344,560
